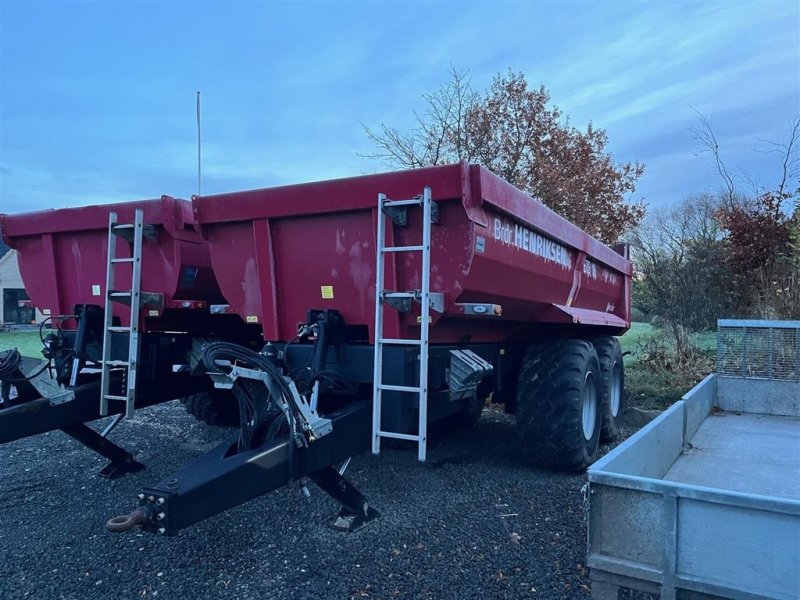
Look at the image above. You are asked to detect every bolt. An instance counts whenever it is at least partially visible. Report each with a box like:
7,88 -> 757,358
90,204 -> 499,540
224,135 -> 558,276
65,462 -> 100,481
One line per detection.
157,513 -> 165,521
156,497 -> 165,505
157,528 -> 166,535
147,496 -> 155,503
137,493 -> 145,500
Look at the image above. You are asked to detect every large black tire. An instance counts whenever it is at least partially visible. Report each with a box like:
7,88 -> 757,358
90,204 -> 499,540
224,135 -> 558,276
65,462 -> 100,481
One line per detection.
515,339 -> 602,471
593,336 -> 625,442
180,390 -> 239,427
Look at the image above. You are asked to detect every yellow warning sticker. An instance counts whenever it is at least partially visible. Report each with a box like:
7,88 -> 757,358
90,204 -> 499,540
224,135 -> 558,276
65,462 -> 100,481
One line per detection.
321,285 -> 334,299
246,315 -> 259,323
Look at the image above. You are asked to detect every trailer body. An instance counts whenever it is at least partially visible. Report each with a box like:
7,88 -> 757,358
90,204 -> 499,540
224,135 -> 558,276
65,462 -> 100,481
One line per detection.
192,162 -> 631,343
0,196 -> 225,330
2,162 -> 634,536
588,320 -> 800,600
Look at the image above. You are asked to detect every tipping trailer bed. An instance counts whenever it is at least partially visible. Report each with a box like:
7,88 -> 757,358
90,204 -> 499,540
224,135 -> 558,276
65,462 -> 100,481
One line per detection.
192,161 -> 632,343
0,195 -> 226,331
587,320 -> 800,600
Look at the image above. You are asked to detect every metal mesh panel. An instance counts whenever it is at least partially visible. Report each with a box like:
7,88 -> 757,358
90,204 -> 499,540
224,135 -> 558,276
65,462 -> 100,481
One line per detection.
717,320 -> 800,382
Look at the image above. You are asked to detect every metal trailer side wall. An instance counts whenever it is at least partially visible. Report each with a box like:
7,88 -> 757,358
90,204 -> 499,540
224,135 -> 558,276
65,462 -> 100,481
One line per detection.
588,374 -> 800,600
0,196 -> 225,328
192,162 -> 632,343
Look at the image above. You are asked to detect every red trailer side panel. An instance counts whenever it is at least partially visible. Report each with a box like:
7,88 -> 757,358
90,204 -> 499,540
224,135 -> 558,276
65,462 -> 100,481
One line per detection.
193,163 -> 632,343
0,196 -> 224,328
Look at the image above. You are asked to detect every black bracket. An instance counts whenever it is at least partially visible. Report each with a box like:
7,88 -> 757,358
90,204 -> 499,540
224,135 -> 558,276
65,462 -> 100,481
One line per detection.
384,295 -> 413,313
382,201 -> 439,227
383,205 -> 407,227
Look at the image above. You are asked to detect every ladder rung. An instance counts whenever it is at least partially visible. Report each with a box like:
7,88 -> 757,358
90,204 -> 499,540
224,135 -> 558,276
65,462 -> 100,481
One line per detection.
378,384 -> 422,393
109,291 -> 132,297
383,292 -> 416,298
107,326 -> 131,332
103,394 -> 130,401
381,245 -> 424,253
110,257 -> 135,263
112,223 -> 135,230
377,431 -> 421,442
383,198 -> 422,207
378,338 -> 422,346
104,360 -> 130,367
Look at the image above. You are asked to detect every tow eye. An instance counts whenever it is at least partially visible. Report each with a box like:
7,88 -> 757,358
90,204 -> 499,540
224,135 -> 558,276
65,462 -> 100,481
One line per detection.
106,506 -> 153,532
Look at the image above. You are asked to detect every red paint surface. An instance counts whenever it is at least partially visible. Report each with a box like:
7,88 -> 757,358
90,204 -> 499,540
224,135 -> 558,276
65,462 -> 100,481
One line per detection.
1,196 -> 224,329
193,163 -> 632,342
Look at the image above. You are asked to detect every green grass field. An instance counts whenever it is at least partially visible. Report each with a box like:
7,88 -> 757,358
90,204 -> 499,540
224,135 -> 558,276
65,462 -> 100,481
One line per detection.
0,330 -> 43,358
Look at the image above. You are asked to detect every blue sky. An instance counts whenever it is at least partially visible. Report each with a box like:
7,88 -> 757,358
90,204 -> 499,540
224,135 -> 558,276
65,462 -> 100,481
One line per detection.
0,0 -> 798,214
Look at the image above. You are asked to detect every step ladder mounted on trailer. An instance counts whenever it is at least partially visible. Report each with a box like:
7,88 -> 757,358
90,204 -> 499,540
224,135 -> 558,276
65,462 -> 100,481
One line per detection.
100,209 -> 158,418
372,186 -> 443,462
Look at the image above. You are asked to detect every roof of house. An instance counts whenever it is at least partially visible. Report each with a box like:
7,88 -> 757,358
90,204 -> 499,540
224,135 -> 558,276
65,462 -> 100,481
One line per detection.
0,240 -> 9,258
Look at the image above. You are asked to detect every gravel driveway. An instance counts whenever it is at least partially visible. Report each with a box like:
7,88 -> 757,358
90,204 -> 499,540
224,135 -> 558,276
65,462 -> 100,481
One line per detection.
0,403 -> 629,600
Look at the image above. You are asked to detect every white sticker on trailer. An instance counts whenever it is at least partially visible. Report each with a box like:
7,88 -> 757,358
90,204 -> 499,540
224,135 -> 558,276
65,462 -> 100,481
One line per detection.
92,285 -> 101,296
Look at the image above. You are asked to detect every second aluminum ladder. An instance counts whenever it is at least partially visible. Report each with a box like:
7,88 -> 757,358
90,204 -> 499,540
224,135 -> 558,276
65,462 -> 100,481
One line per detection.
371,186 -> 437,461
100,209 -> 155,418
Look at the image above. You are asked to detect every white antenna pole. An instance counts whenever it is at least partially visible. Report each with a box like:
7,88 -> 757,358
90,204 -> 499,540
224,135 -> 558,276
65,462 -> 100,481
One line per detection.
196,91 -> 202,196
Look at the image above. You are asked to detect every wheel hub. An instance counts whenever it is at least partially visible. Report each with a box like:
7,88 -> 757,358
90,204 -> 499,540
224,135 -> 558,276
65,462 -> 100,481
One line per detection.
582,372 -> 598,441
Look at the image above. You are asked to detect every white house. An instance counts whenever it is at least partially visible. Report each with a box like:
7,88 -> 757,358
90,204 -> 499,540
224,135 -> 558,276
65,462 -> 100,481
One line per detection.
0,242 -> 44,325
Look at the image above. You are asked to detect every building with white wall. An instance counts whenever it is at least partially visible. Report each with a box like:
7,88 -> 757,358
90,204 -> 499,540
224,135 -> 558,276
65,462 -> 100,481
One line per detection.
0,242 -> 43,325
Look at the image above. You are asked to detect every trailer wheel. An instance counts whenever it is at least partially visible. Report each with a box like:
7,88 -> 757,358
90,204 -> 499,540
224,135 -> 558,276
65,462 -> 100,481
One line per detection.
180,390 -> 239,427
515,339 -> 602,471
592,336 -> 625,442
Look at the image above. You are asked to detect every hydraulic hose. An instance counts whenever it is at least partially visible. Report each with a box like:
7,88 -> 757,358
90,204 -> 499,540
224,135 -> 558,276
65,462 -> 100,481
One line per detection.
0,348 -> 49,383
200,342 -> 301,455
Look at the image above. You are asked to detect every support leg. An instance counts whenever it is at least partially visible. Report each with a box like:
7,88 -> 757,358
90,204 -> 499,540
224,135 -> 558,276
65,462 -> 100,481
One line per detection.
310,465 -> 380,532
61,424 -> 144,479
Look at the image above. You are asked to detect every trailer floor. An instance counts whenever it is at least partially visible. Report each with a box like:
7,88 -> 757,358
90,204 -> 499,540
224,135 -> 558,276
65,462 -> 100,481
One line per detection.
663,411 -> 800,500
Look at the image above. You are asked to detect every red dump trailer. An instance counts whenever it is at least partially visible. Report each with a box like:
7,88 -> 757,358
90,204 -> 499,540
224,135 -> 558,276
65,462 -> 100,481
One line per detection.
0,195 -> 225,329
1,162 -> 631,536
0,196 -> 253,475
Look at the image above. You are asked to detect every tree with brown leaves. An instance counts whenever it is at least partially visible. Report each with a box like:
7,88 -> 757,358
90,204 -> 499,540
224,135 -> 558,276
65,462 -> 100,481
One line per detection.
364,69 -> 646,244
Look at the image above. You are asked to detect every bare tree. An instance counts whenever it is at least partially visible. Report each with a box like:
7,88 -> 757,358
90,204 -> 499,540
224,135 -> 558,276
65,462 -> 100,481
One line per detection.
631,193 -> 730,332
690,109 -> 737,207
362,67 -> 477,168
363,69 -> 646,243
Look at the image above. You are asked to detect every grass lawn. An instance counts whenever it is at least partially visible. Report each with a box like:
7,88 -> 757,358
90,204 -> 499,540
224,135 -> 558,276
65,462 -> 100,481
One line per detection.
620,323 -> 716,410
0,330 -> 43,358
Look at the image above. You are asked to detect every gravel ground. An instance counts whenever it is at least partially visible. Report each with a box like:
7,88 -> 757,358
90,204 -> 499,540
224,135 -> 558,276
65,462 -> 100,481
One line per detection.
0,403 -> 640,600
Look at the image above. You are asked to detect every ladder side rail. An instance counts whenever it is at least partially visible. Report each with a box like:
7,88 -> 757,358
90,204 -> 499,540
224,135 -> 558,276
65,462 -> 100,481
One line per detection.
417,187 -> 433,461
371,195 -> 388,455
100,212 -> 119,416
125,209 -> 145,417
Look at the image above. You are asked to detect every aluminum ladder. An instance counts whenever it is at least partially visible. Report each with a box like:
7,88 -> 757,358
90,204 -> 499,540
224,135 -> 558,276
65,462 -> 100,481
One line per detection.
372,186 -> 437,461
100,209 -> 155,418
